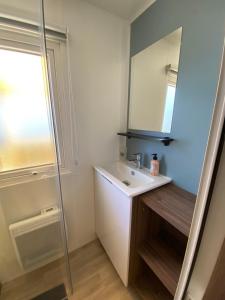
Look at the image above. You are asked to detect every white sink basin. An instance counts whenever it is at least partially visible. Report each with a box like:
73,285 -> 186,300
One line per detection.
94,161 -> 171,197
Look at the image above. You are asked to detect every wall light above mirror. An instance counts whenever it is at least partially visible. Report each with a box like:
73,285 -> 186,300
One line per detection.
128,27 -> 182,133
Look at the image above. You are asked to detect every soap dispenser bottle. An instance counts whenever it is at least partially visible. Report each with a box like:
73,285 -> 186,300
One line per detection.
150,153 -> 159,176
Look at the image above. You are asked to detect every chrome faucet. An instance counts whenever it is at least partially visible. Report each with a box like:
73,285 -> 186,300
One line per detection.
128,153 -> 143,169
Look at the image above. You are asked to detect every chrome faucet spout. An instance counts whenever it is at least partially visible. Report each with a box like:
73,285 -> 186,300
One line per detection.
128,153 -> 143,169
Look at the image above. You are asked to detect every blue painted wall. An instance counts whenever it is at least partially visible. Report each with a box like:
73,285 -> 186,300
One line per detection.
128,0 -> 225,194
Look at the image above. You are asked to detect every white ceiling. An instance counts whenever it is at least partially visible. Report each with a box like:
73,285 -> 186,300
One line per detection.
85,0 -> 156,21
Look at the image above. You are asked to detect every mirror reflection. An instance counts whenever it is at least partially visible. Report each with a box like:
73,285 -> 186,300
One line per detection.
129,27 -> 182,133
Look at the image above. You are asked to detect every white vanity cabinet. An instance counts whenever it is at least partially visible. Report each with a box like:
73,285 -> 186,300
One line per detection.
94,161 -> 170,286
94,171 -> 132,286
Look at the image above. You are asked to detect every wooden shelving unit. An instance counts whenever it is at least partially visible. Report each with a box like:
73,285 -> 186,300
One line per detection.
129,183 -> 196,298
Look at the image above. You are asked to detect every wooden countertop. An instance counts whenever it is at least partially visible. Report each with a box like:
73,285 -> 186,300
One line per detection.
139,183 -> 196,237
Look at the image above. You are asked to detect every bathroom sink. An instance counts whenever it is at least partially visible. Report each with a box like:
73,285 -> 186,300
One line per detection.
94,161 -> 171,197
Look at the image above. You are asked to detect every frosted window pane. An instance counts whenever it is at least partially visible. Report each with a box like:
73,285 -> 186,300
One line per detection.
0,49 -> 55,172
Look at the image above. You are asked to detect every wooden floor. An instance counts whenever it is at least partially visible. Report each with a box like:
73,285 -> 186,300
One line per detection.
1,240 -> 169,300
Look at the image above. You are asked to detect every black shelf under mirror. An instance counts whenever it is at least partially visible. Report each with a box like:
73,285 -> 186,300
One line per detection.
117,132 -> 174,146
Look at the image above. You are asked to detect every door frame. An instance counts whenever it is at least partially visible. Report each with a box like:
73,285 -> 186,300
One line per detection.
175,42 -> 225,299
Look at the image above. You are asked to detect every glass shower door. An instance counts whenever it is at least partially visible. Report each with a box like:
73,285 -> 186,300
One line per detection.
0,0 -> 73,299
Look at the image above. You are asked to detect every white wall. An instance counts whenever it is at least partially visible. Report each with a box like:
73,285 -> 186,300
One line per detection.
62,0 -> 129,245
186,144 -> 225,299
0,0 -> 130,282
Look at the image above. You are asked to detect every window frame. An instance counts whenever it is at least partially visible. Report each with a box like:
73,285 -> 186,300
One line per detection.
0,27 -> 75,181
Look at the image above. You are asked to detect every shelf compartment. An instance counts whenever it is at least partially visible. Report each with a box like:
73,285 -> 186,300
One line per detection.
117,132 -> 174,146
140,184 -> 196,237
133,270 -> 172,300
138,238 -> 183,296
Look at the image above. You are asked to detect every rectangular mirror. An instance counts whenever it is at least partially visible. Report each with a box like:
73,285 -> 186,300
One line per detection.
128,27 -> 182,133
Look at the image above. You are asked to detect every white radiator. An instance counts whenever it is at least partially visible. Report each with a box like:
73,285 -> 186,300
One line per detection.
9,207 -> 63,271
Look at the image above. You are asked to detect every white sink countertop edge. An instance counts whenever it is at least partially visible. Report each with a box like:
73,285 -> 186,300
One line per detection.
94,161 -> 171,197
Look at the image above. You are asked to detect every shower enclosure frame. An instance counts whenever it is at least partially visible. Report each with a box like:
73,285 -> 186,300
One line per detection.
0,0 -> 74,297
38,0 -> 73,295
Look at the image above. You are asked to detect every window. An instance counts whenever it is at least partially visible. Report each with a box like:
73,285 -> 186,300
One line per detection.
0,48 -> 55,173
0,28 -> 75,181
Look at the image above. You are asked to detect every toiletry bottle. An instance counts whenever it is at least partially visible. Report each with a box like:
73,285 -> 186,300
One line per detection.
150,153 -> 159,176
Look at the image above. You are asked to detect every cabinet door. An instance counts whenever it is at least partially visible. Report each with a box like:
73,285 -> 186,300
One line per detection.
94,172 -> 132,286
